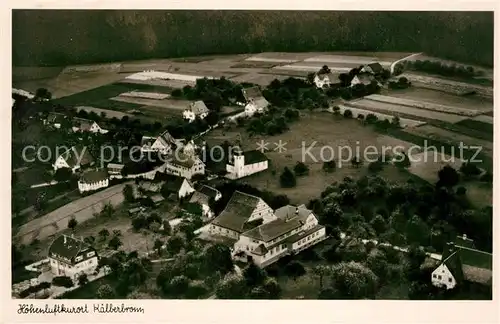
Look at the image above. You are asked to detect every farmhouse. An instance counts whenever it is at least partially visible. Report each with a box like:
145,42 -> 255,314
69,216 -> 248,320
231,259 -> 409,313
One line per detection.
226,148 -> 269,180
165,152 -> 205,179
351,72 -> 377,86
72,117 -> 108,134
107,163 -> 124,176
183,100 -> 210,122
233,204 -> 326,267
53,146 -> 95,173
361,62 -> 384,76
241,86 -> 269,117
314,72 -> 336,89
431,235 -> 492,290
150,130 -> 176,155
159,174 -> 195,200
44,112 -> 67,129
208,191 -> 276,240
189,185 -> 222,218
77,168 -> 109,193
48,234 -> 99,280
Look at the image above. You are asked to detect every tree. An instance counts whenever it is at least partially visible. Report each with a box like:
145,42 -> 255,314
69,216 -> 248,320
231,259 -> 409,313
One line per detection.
77,273 -> 89,286
67,217 -> 78,231
394,152 -> 411,168
343,109 -> 353,118
54,168 -> 72,182
169,275 -> 190,296
96,284 -> 115,299
166,235 -> 185,255
215,273 -> 247,299
460,162 -> 481,177
293,161 -> 309,176
35,88 -> 52,101
162,220 -> 172,235
391,116 -> 401,128
243,262 -> 267,287
280,167 -> 296,188
365,249 -> 389,283
370,215 -> 387,235
84,236 -> 96,246
203,243 -> 234,275
123,184 -> 135,202
284,261 -> 306,280
312,265 -> 331,289
437,165 -> 460,188
171,89 -> 183,98
108,236 -> 123,250
52,276 -> 74,288
329,261 -> 379,299
406,215 -> 430,246
322,160 -> 336,172
98,228 -> 110,241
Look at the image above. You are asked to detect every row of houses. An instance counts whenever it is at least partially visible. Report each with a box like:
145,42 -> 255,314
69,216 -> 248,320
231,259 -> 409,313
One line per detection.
313,62 -> 385,89
45,113 -> 108,134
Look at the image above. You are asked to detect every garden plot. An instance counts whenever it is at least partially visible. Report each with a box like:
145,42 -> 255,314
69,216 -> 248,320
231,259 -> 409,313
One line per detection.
365,94 -> 481,117
119,91 -> 170,100
304,55 -> 392,66
407,151 -> 464,183
386,88 -> 493,113
348,99 -> 470,123
62,63 -> 122,74
335,105 -> 426,128
405,125 -> 493,157
110,96 -> 189,111
76,106 -> 132,120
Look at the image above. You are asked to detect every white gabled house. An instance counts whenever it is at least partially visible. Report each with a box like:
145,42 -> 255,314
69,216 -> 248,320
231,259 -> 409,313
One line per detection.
77,168 -> 109,193
226,148 -> 268,180
48,235 -> 99,280
431,235 -> 492,290
165,151 -> 205,180
158,174 -> 195,200
183,100 -> 210,122
314,72 -> 336,89
232,204 -> 326,267
208,191 -> 276,240
241,86 -> 269,117
53,146 -> 95,173
72,117 -> 108,134
150,130 -> 176,155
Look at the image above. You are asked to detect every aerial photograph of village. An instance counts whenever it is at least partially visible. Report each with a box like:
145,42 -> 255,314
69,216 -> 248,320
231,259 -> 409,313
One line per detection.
11,10 -> 493,300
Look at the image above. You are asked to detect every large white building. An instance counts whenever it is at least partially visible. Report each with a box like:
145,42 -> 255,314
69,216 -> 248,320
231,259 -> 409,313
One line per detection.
209,191 -> 276,240
53,146 -> 95,173
48,235 -> 99,280
431,235 -> 492,290
77,169 -> 109,193
233,204 -> 326,267
183,100 -> 210,122
226,149 -> 268,180
165,151 -> 205,179
149,130 -> 176,155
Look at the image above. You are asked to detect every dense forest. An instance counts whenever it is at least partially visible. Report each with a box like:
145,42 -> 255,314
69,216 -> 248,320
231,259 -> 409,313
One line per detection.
13,11 -> 493,67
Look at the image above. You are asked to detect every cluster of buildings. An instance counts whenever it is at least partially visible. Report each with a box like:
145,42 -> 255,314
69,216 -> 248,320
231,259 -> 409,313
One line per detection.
45,113 -> 108,134
313,62 -> 385,89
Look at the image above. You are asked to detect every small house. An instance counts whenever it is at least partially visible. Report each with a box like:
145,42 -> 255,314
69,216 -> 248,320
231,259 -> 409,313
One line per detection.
159,174 -> 195,200
189,185 -> 222,218
361,62 -> 384,76
314,72 -> 337,89
77,168 -> 109,193
72,117 -> 107,134
107,163 -> 124,176
53,145 -> 95,173
183,101 -> 210,122
44,112 -> 67,129
150,130 -> 176,155
48,235 -> 99,280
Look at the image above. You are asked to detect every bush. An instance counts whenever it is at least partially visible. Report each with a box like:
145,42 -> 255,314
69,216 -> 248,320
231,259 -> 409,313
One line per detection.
343,109 -> 353,118
52,276 -> 73,288
322,160 -> 336,173
171,89 -> 183,98
332,106 -> 340,114
293,161 -> 309,176
365,113 -> 378,124
280,167 -> 296,188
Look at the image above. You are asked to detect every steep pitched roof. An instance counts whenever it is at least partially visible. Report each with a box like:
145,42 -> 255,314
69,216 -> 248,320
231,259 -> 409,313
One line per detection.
211,191 -> 262,233
243,205 -> 312,242
242,86 -> 263,102
160,174 -> 189,193
353,72 -> 375,85
249,97 -> 269,110
189,191 -> 210,206
242,150 -> 268,165
189,101 -> 209,115
80,168 -> 109,183
156,130 -> 176,147
73,117 -> 97,131
58,145 -> 94,168
198,185 -> 220,199
48,235 -> 92,264
367,62 -> 383,74
316,72 -> 336,82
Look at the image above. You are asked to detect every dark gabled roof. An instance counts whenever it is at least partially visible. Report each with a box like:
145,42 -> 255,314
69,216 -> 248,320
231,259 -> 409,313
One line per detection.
48,235 -> 92,263
58,145 -> 94,168
80,168 -> 109,183
442,250 -> 465,282
367,62 -> 383,74
160,174 -> 188,193
211,191 -> 262,233
159,130 -> 176,144
242,205 -> 312,242
353,72 -> 375,85
283,224 -> 325,245
47,112 -> 66,123
242,86 -> 263,102
189,101 -> 209,115
189,191 -> 210,205
242,150 -> 268,165
198,185 -> 220,199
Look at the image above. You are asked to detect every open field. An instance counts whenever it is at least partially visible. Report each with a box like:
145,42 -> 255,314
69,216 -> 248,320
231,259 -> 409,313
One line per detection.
12,66 -> 64,82
405,125 -> 493,157
348,99 -> 470,123
110,96 -> 189,111
231,62 -> 278,69
119,91 -> 170,100
335,105 -> 426,128
385,87 -> 493,113
274,64 -> 350,73
304,55 -> 393,66
455,119 -> 494,136
365,94 -> 481,117
76,106 -> 132,120
206,113 -> 415,203
118,78 -> 194,89
407,151 -> 464,183
470,115 -> 494,125
229,73 -> 293,86
14,182 -> 131,245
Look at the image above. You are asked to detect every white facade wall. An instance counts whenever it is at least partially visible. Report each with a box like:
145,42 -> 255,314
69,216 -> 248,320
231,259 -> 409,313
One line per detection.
226,156 -> 268,180
77,179 -> 109,193
431,264 -> 457,289
151,139 -> 172,155
53,157 -> 80,173
49,254 -> 98,280
165,159 -> 205,179
208,224 -> 240,239
314,75 -> 331,88
178,180 -> 195,199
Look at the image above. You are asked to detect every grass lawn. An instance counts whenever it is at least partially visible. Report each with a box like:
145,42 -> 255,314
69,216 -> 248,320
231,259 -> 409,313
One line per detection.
454,119 -> 494,138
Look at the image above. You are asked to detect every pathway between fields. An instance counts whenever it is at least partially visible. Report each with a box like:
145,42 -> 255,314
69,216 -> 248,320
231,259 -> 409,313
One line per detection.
390,52 -> 423,74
